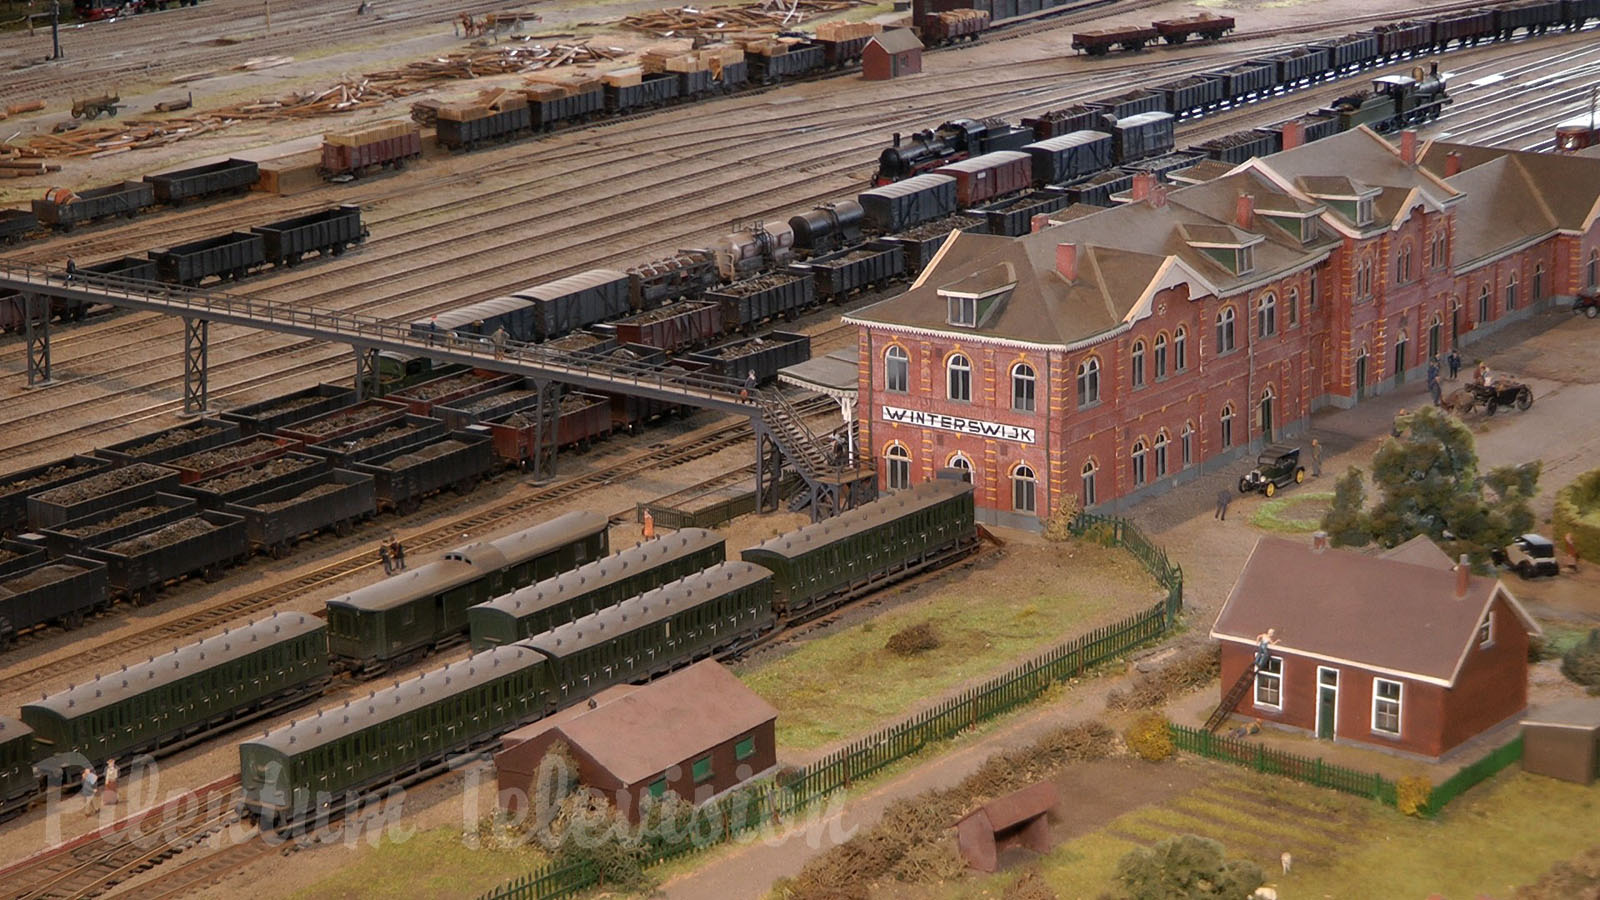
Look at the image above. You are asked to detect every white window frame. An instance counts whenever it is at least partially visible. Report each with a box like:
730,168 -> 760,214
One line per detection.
1076,358 -> 1100,408
1154,333 -> 1168,380
1254,655 -> 1283,710
1011,464 -> 1036,513
1131,341 -> 1146,388
1372,678 -> 1403,736
1173,327 -> 1187,371
947,295 -> 977,327
1011,362 -> 1036,412
884,346 -> 909,393
1131,440 -> 1147,487
885,444 -> 911,491
1478,609 -> 1494,648
1180,422 -> 1194,468
947,353 -> 972,402
1080,461 -> 1097,507
946,452 -> 974,481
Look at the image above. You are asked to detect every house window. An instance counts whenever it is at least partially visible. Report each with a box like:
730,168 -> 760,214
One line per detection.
648,777 -> 668,799
1309,266 -> 1320,309
1131,440 -> 1147,487
735,735 -> 756,761
1076,358 -> 1100,408
1432,232 -> 1447,269
1215,307 -> 1236,354
1254,656 -> 1283,708
1372,679 -> 1402,736
885,443 -> 911,491
1397,242 -> 1412,284
884,346 -> 908,393
1131,341 -> 1146,388
1478,611 -> 1494,648
947,453 -> 973,481
1589,250 -> 1599,289
1356,196 -> 1374,226
1080,460 -> 1098,507
1180,422 -> 1194,467
1533,263 -> 1543,302
1478,284 -> 1491,322
1220,404 -> 1235,449
692,755 -> 713,783
947,295 -> 977,327
1011,363 -> 1036,412
1236,245 -> 1254,275
947,353 -> 971,401
1153,432 -> 1169,478
1012,464 -> 1037,513
1505,273 -> 1518,311
1300,218 -> 1320,244
1287,288 -> 1299,328
1173,327 -> 1188,371
1257,293 -> 1276,338
1154,334 -> 1168,380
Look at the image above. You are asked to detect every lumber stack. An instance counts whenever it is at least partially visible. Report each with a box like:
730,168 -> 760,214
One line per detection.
619,0 -> 871,36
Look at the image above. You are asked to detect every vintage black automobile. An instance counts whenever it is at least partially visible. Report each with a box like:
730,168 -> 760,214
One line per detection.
1238,444 -> 1306,497
1461,379 -> 1533,415
1493,533 -> 1561,579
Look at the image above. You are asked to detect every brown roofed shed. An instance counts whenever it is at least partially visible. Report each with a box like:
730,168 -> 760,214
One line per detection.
1522,699 -> 1600,785
863,29 -> 923,81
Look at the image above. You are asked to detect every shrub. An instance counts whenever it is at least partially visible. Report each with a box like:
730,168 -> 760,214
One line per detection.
1105,644 -> 1221,712
1005,868 -> 1060,900
1552,468 -> 1600,565
1125,714 -> 1174,762
1114,834 -> 1263,900
1561,628 -> 1600,689
1395,775 -> 1433,817
1042,494 -> 1081,542
885,622 -> 941,656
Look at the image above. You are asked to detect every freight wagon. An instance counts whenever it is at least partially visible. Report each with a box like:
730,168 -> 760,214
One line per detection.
746,43 -> 825,82
432,381 -> 544,430
1314,32 -> 1381,71
467,527 -> 727,650
789,201 -> 865,254
860,173 -> 958,233
168,435 -> 304,485
1023,106 -> 1104,140
1025,131 -> 1115,186
1494,0 -> 1564,36
484,391 -> 611,466
220,384 -> 355,436
1195,129 -> 1281,165
85,510 -> 248,604
935,150 -> 1033,206
414,296 -> 535,346
603,73 -> 680,112
32,181 -> 155,231
320,122 -> 423,178
0,539 -> 46,579
1214,62 -> 1277,101
179,452 -> 330,510
0,557 -> 109,645
144,159 -> 259,205
98,418 -> 242,467
1154,76 -> 1226,117
226,469 -> 377,557
512,269 -> 632,341
301,415 -> 445,467
0,209 -> 37,245
0,291 -> 90,333
252,205 -> 366,266
279,398 -> 408,445
981,190 -> 1071,237
1265,47 -> 1333,85
1431,10 -> 1495,46
1110,111 -> 1176,164
883,213 -> 987,273
1151,13 -> 1234,42
385,370 -> 518,417
436,106 -> 533,151
921,9 -> 989,45
1062,170 -> 1134,207
1088,90 -> 1166,120
626,251 -> 720,308
149,231 -> 266,285
0,455 -> 109,536
1072,25 -> 1160,55
706,272 -> 816,332
611,300 -> 722,354
38,493 -> 197,559
27,462 -> 181,530
789,243 -> 906,301
83,255 -> 159,284
353,430 -> 495,515
686,330 -> 811,384
529,85 -> 605,130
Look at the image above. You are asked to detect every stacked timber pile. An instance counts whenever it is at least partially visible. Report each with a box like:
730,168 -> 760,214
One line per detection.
370,42 -> 623,84
326,119 -> 414,148
436,88 -> 527,123
814,20 -> 880,41
639,44 -> 746,75
620,0 -> 870,36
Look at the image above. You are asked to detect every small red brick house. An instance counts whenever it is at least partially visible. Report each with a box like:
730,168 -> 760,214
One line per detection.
495,660 -> 778,822
863,29 -> 923,81
1211,535 -> 1541,759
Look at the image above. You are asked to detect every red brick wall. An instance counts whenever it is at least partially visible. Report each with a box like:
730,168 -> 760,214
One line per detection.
1439,595 -> 1529,753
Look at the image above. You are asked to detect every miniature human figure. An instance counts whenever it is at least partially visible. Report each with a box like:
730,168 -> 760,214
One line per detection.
378,542 -> 393,575
104,758 -> 119,806
64,257 -> 78,283
642,509 -> 655,540
740,370 -> 756,402
1427,356 -> 1440,384
1565,532 -> 1581,573
1310,438 -> 1322,478
1447,348 -> 1461,380
491,326 -> 508,360
1428,371 -> 1443,407
1253,628 -> 1278,669
1215,487 -> 1232,521
390,537 -> 405,571
81,766 -> 99,816
1474,361 -> 1490,386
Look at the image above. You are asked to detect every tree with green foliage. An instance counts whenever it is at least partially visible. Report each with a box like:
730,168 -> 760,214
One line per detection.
1114,834 -> 1264,900
1562,628 -> 1600,690
1318,406 -> 1541,562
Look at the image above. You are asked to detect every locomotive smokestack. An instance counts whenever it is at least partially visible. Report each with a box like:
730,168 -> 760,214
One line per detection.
893,132 -> 901,148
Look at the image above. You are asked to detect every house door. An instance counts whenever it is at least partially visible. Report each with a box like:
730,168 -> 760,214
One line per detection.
1451,303 -> 1460,347
1316,668 -> 1339,740
1355,354 -> 1368,400
1393,338 -> 1408,386
1259,390 -> 1274,445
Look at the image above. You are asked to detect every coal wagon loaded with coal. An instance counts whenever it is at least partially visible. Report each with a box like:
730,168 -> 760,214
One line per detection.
686,330 -> 810,385
610,301 -> 722,355
0,555 -> 109,647
85,511 -> 249,605
225,469 -> 377,558
98,417 -> 242,467
351,430 -> 496,515
37,493 -> 198,559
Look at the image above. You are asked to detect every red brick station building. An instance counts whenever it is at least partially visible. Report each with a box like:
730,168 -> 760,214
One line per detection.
844,127 -> 1600,528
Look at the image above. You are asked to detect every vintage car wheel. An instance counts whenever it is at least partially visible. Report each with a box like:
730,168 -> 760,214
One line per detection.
1485,399 -> 1498,416
1516,388 -> 1532,410
1587,304 -> 1598,319
1517,560 -> 1533,579
1238,477 -> 1252,494
1264,481 -> 1277,498
1294,467 -> 1306,484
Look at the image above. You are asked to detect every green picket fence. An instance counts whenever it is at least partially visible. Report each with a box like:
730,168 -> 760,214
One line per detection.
1426,735 -> 1523,814
478,513 -> 1183,900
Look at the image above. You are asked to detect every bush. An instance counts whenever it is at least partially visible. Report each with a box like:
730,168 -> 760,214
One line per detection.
1004,868 -> 1060,900
1113,834 -> 1263,900
1552,468 -> 1600,565
1395,775 -> 1433,817
1042,494 -> 1081,542
1105,644 -> 1221,712
1125,714 -> 1174,762
885,622 -> 941,656
1561,628 -> 1600,690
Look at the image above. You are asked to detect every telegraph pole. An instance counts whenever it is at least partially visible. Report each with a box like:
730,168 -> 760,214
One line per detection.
50,1 -> 63,60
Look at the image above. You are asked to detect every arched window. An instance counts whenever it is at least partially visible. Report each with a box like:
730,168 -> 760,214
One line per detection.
1397,242 -> 1412,284
1533,262 -> 1543,301
1080,460 -> 1098,507
1180,422 -> 1195,468
1505,272 -> 1518,311
1153,431 -> 1169,478
1478,284 -> 1491,323
1011,362 -> 1036,412
947,453 -> 974,482
1012,463 -> 1036,513
1154,333 -> 1168,380
885,443 -> 911,491
1131,440 -> 1148,487
884,346 -> 909,393
1174,326 -> 1188,371
1309,265 -> 1320,309
947,353 -> 971,402
1220,403 -> 1235,449
1131,340 -> 1146,388
1287,287 -> 1299,328
1076,358 -> 1100,408
1428,314 -> 1442,361
1432,231 -> 1448,269
1216,307 -> 1236,354
1257,293 -> 1276,338
1589,250 -> 1599,289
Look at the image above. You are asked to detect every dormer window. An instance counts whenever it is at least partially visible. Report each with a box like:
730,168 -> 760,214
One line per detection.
938,264 -> 1016,330
1356,196 -> 1374,226
948,295 -> 977,327
1301,218 -> 1320,243
1236,245 -> 1254,275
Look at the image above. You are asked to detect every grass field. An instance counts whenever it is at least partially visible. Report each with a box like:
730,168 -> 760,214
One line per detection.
289,824 -> 552,900
736,541 -> 1152,752
918,760 -> 1600,900
1249,492 -> 1334,534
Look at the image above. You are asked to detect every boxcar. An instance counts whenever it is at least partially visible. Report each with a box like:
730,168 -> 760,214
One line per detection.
1025,131 -> 1115,186
32,181 -> 155,230
935,150 -> 1034,207
0,718 -> 35,820
0,556 -> 109,645
252,205 -> 365,267
323,510 -> 609,674
149,231 -> 266,285
742,479 -> 975,618
144,159 -> 259,205
1110,112 -> 1176,164
413,296 -> 535,346
859,173 -> 959,234
467,527 -> 726,650
512,269 -> 631,342
23,612 -> 328,778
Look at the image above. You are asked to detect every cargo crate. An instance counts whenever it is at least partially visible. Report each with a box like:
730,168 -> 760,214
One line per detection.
226,469 -> 376,557
38,493 -> 197,559
98,418 -> 242,467
27,463 -> 181,530
220,383 -> 355,436
859,173 -> 958,233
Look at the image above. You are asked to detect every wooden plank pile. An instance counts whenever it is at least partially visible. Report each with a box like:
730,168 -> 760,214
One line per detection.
619,0 -> 870,36
367,42 -> 624,85
639,44 -> 746,74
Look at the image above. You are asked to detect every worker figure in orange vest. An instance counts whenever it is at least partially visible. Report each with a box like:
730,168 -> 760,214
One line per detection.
642,509 -> 655,540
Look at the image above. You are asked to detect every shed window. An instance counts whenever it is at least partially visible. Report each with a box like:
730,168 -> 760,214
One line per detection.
1254,656 -> 1283,709
692,755 -> 713,783
735,736 -> 756,761
1372,679 -> 1402,735
648,777 -> 668,798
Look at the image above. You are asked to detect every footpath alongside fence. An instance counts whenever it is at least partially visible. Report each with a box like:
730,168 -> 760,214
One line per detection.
1167,723 -> 1525,818
477,511 -> 1184,900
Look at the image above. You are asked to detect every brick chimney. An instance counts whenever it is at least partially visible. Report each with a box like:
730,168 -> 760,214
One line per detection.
1454,553 -> 1470,598
1445,150 -> 1462,177
1150,183 -> 1169,208
1281,119 -> 1305,151
1235,193 -> 1254,230
1131,171 -> 1156,202
1030,213 -> 1053,233
1056,242 -> 1079,282
1311,530 -> 1329,552
1401,129 -> 1418,166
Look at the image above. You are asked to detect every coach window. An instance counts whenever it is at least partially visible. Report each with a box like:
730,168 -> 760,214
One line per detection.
1173,326 -> 1188,372
1256,293 -> 1276,338
947,353 -> 972,402
1131,340 -> 1146,389
1153,333 -> 1168,380
1011,362 -> 1036,412
1080,460 -> 1098,507
1011,464 -> 1037,514
1505,272 -> 1518,311
885,443 -> 911,491
1075,358 -> 1100,408
1215,307 -> 1236,355
1131,440 -> 1147,487
885,346 -> 909,393
1220,404 -> 1235,449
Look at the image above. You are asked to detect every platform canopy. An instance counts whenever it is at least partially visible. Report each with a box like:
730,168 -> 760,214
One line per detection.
780,348 -> 859,461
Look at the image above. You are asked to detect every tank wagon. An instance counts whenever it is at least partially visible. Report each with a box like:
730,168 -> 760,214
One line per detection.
467,527 -> 726,650
323,510 -> 609,675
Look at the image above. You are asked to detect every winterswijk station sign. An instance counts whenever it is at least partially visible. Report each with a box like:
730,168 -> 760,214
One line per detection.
881,405 -> 1035,444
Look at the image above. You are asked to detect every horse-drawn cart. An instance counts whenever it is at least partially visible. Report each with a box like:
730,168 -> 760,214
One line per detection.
1459,379 -> 1533,415
71,93 -> 123,120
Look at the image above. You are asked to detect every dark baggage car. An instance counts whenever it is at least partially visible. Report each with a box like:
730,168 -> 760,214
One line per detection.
144,159 -> 259,204
252,205 -> 366,267
32,181 -> 155,230
512,269 -> 631,341
148,231 -> 266,285
859,173 -> 958,234
1025,131 -> 1114,186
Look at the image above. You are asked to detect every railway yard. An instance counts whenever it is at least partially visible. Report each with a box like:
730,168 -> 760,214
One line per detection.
3,0 -> 1600,896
